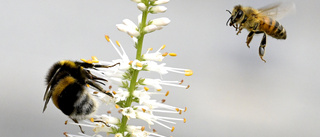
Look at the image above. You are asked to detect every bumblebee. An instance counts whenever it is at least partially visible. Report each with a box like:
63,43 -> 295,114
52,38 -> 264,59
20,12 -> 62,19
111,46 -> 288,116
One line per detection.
226,3 -> 293,62
43,60 -> 119,133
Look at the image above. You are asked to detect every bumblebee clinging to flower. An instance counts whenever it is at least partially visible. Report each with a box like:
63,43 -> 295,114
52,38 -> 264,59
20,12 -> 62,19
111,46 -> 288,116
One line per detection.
43,60 -> 119,133
226,3 -> 294,62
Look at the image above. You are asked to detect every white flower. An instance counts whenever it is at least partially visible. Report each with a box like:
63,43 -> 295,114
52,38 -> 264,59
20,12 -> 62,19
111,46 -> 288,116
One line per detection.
116,19 -> 140,37
122,107 -> 137,119
137,3 -> 147,11
150,6 -> 167,14
144,24 -> 158,33
114,88 -> 129,103
142,47 -> 165,61
154,0 -> 170,5
132,60 -> 143,70
115,133 -> 123,137
151,17 -> 170,26
133,89 -> 151,104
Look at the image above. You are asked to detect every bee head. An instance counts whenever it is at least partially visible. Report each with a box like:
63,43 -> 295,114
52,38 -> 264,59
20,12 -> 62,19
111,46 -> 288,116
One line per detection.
226,5 -> 244,26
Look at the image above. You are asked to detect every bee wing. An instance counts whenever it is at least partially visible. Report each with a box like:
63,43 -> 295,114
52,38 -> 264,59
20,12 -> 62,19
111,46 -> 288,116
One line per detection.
258,2 -> 296,20
43,67 -> 61,112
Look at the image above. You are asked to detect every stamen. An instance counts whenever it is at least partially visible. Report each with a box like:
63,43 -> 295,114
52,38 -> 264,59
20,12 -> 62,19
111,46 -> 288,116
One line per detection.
186,85 -> 190,89
184,118 -> 186,123
105,35 -> 111,42
179,80 -> 184,84
93,91 -> 99,94
129,61 -> 133,65
169,53 -> 177,56
157,89 -> 162,91
90,118 -> 94,122
175,108 -> 180,112
109,85 -> 112,89
184,107 -> 187,112
63,132 -> 68,137
161,99 -> 166,103
112,91 -> 117,95
179,110 -> 182,114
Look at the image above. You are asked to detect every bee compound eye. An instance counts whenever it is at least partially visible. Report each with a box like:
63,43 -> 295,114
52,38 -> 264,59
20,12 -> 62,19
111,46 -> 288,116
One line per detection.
236,10 -> 243,18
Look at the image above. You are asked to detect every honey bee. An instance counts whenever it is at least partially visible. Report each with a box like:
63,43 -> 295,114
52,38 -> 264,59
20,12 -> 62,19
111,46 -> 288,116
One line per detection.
226,3 -> 294,62
43,60 -> 119,133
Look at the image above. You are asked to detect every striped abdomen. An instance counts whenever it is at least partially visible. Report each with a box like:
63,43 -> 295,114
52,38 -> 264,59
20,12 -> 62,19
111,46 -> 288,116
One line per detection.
259,16 -> 286,39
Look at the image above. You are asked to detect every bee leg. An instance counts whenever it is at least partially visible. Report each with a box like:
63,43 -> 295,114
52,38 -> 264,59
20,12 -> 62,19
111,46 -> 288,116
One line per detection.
259,33 -> 267,63
86,80 -> 114,98
93,62 -> 120,69
246,31 -> 254,48
71,119 -> 85,134
85,70 -> 108,84
236,25 -> 243,35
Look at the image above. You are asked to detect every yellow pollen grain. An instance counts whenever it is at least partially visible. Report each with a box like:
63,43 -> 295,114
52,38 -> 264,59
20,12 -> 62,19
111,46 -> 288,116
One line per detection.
184,118 -> 186,123
148,48 -> 153,51
171,126 -> 175,132
136,62 -> 142,67
116,41 -> 121,47
142,108 -> 146,112
141,126 -> 145,131
115,104 -> 120,109
144,87 -> 149,91
185,69 -> 193,76
161,45 -> 166,50
90,118 -> 94,122
169,53 -> 177,56
162,52 -> 168,56
105,35 -> 110,42
184,107 -> 187,112
186,85 -> 190,89
165,91 -> 169,96
175,108 -> 180,112
157,89 -> 161,91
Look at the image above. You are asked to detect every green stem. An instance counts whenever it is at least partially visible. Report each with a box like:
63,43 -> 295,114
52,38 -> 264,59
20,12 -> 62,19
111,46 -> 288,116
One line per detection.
118,2 -> 149,134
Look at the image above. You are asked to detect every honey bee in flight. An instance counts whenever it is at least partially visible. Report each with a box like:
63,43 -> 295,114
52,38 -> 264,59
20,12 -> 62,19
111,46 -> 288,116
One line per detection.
226,3 -> 294,62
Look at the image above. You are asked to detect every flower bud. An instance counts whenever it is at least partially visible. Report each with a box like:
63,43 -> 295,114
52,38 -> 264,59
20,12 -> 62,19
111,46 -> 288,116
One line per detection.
137,3 -> 146,11
151,17 -> 171,26
154,0 -> 170,5
150,6 -> 167,14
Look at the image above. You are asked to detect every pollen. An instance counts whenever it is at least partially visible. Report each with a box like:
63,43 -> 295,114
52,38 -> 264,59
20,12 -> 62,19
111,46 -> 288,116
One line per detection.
161,45 -> 166,50
157,89 -> 162,91
169,53 -> 177,56
90,118 -> 94,122
115,104 -> 120,109
171,126 -> 175,132
144,87 -> 149,91
162,52 -> 168,56
165,91 -> 169,96
116,41 -> 121,47
136,62 -> 143,67
184,107 -> 187,112
105,35 -> 110,42
185,69 -> 193,76
184,118 -> 186,123
141,126 -> 145,131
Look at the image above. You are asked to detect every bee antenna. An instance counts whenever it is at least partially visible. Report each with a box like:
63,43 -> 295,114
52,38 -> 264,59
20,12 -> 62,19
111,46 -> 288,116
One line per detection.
226,17 -> 232,26
226,10 -> 232,14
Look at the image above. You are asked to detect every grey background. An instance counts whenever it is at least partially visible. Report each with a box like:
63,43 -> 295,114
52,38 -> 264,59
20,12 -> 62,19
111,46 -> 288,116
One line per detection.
1,0 -> 320,137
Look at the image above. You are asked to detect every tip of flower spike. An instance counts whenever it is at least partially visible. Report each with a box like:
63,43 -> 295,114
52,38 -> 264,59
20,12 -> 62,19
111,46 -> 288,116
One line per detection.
141,126 -> 145,131
171,126 -> 175,132
169,53 -> 177,56
184,118 -> 186,123
185,69 -> 193,76
161,45 -> 166,50
116,41 -> 121,47
144,87 -> 149,91
165,91 -> 169,96
162,52 -> 168,56
90,118 -> 94,122
105,35 -> 110,42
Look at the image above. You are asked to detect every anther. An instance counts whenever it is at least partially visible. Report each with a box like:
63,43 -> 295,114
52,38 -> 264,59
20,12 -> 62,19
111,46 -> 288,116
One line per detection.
171,126 -> 175,132
161,45 -> 166,50
184,107 -> 187,112
116,41 -> 121,47
162,52 -> 168,56
165,91 -> 169,96
169,53 -> 177,56
142,108 -> 146,112
105,35 -> 110,42
112,91 -> 117,95
115,104 -> 120,109
157,89 -> 161,91
141,126 -> 145,131
90,118 -> 94,122
107,110 -> 111,114
136,62 -> 142,67
184,118 -> 186,123
185,69 -> 193,76
63,132 -> 68,137
148,48 -> 153,51
65,120 -> 68,125
161,99 -> 166,103
175,108 -> 180,112
144,87 -> 149,91
179,80 -> 184,84
153,129 -> 157,133
129,61 -> 133,65
186,85 -> 190,89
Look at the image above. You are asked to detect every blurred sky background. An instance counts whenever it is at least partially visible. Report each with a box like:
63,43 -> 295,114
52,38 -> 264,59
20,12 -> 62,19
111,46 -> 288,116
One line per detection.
1,0 -> 320,137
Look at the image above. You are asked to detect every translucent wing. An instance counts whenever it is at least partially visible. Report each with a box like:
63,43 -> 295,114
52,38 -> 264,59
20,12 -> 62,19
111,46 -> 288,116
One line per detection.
258,2 -> 296,20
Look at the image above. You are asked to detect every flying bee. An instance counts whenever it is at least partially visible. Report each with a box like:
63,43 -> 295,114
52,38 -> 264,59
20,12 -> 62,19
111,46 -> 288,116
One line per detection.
226,3 -> 294,62
43,60 -> 119,133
